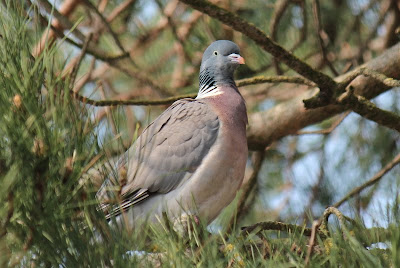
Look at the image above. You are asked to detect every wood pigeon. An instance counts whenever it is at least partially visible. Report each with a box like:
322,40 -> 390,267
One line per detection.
97,40 -> 248,227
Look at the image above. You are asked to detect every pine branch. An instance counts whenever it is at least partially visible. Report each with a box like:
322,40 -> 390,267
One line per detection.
179,0 -> 338,104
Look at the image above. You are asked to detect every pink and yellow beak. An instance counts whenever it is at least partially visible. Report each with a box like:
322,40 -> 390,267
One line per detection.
228,53 -> 245,64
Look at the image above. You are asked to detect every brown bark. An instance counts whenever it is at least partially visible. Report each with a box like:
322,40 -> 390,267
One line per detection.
247,43 -> 400,150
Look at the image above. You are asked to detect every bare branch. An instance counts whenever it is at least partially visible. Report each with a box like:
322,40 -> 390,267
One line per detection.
290,0 -> 307,52
155,0 -> 191,62
306,66 -> 400,112
238,75 -> 315,87
305,220 -> 319,266
32,8 -> 130,62
179,0 -> 338,99
333,152 -> 400,208
270,0 -> 291,42
71,92 -> 196,106
247,42 -> 400,150
241,220 -> 326,238
338,89 -> 400,132
270,0 -> 291,75
32,1 -> 172,97
70,72 -> 316,107
70,34 -> 92,86
107,0 -> 138,22
311,0 -> 338,76
356,0 -> 392,61
33,0 -> 83,56
339,67 -> 400,89
296,112 -> 350,135
319,207 -> 347,234
82,0 -> 127,54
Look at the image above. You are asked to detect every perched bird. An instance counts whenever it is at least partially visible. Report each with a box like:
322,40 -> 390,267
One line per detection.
97,40 -> 248,227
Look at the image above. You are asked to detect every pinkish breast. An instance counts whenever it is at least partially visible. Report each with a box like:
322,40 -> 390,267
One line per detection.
204,84 -> 247,137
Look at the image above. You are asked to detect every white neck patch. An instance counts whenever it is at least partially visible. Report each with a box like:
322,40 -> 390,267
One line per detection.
196,85 -> 224,99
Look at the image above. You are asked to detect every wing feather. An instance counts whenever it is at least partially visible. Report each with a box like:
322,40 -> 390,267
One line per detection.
97,99 -> 219,218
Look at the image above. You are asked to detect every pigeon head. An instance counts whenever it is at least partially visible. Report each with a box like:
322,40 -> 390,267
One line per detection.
198,40 -> 244,98
200,40 -> 245,80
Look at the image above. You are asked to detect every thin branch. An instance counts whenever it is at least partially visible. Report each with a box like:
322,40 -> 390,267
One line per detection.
179,0 -> 338,98
33,9 -> 129,62
154,0 -> 191,89
341,0 -> 378,46
304,66 -> 400,109
129,1 -> 178,54
72,58 -> 96,93
177,10 -> 202,38
32,2 -> 172,96
72,92 -> 196,106
247,42 -> 400,150
37,0 -> 85,40
270,0 -> 291,42
57,30 -> 171,95
62,35 -> 129,62
70,33 -> 92,86
290,0 -> 307,52
296,111 -> 350,135
155,0 -> 191,62
333,152 -> 400,208
270,0 -> 291,75
82,0 -> 127,54
241,220 -> 326,239
319,207 -> 346,234
305,220 -> 319,266
140,10 -> 201,88
301,148 -> 325,221
356,0 -> 392,62
383,2 -> 400,48
311,0 -> 338,76
72,74 -> 315,107
339,67 -> 400,89
338,88 -> 400,132
107,0 -> 137,22
33,0 -> 83,56
237,75 -> 315,87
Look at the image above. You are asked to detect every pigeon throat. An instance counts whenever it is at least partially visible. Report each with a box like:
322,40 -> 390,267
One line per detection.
196,68 -> 236,99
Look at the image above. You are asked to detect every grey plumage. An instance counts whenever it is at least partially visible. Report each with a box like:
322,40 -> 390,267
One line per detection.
97,40 -> 247,225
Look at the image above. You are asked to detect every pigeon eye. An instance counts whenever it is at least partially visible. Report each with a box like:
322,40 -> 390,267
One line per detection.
213,51 -> 218,56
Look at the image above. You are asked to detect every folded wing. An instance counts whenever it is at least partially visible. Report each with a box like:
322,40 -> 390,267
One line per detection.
97,99 -> 220,218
